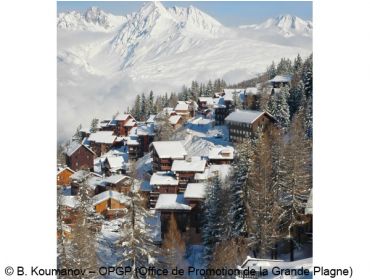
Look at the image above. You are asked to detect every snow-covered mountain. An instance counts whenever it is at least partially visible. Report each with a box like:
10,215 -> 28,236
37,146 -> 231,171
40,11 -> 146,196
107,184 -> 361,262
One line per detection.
57,2 -> 312,141
57,6 -> 126,31
240,14 -> 312,38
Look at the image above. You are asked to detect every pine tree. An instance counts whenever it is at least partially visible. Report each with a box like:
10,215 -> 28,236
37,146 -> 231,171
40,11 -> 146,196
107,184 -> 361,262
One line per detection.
293,54 -> 303,73
162,214 -> 186,278
205,80 -> 213,97
131,95 -> 141,120
155,113 -> 175,141
117,190 -> 162,277
148,90 -> 155,114
279,110 -> 312,261
246,134 -> 280,258
90,118 -> 99,133
276,57 -> 293,75
288,81 -> 306,118
267,86 -> 290,129
202,176 -> 223,266
302,54 -> 313,99
140,93 -> 147,121
72,124 -> 83,143
267,61 -> 277,79
69,178 -> 100,278
227,139 -> 254,238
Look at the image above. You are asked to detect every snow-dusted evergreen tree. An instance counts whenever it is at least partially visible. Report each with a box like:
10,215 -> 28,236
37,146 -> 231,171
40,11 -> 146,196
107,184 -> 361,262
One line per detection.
267,86 -> 290,129
69,177 -> 100,278
293,54 -> 303,73
90,118 -> 99,133
131,95 -> 142,120
280,110 -> 312,261
202,175 -> 223,266
302,54 -> 313,99
117,190 -> 162,278
266,61 -> 277,79
140,93 -> 147,121
72,124 -> 83,143
148,90 -> 155,114
276,57 -> 293,75
205,80 -> 213,97
162,213 -> 187,278
155,113 -> 174,141
227,139 -> 254,238
304,95 -> 313,138
246,134 -> 280,258
288,80 -> 306,118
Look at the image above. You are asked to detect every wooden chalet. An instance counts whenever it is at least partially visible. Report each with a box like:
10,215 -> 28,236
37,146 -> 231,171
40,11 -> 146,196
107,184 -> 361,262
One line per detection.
95,174 -> 132,194
269,75 -> 292,88
208,146 -> 234,164
149,172 -> 179,208
168,115 -> 183,129
109,113 -> 137,137
58,195 -> 80,239
171,158 -> 207,191
88,131 -> 117,156
127,135 -> 141,160
150,141 -> 187,172
103,155 -> 126,176
64,141 -> 95,171
225,110 -> 276,142
174,101 -> 191,119
57,167 -> 75,187
137,124 -> 155,154
92,190 -> 128,219
197,96 -> 214,111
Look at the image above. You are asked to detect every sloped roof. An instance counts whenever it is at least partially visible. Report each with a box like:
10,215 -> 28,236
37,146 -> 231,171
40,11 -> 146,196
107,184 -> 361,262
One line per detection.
88,131 -> 117,144
92,190 -> 128,206
146,114 -> 157,123
171,159 -> 207,172
105,156 -> 124,170
150,172 -> 179,186
115,113 -> 131,121
269,74 -> 292,83
184,183 -> 207,200
155,194 -> 191,211
57,167 -> 75,175
64,141 -> 94,157
175,101 -> 189,111
169,115 -> 182,125
225,110 -> 265,124
208,146 -> 234,160
104,174 -> 130,185
152,141 -> 187,159
60,195 -> 80,209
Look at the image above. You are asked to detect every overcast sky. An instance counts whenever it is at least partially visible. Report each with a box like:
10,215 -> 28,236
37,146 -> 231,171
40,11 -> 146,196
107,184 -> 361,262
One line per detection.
57,1 -> 312,26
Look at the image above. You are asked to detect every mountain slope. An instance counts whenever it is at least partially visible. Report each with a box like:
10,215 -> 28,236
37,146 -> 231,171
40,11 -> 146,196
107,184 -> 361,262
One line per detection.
57,2 -> 312,141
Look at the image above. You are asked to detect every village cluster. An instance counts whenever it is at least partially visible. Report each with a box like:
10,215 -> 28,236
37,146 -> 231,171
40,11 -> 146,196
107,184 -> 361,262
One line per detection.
57,71 -> 312,274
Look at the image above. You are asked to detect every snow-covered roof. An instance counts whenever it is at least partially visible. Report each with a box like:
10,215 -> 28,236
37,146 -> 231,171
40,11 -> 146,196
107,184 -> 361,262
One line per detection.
171,158 -> 207,172
198,96 -> 214,105
60,195 -> 80,208
190,117 -> 214,126
269,74 -> 292,83
127,135 -> 139,146
104,174 -> 130,185
125,118 -> 136,127
64,141 -> 94,157
305,189 -> 313,215
150,172 -> 178,186
175,101 -> 189,111
146,114 -> 157,123
223,88 -> 245,96
184,183 -> 207,200
92,190 -> 128,206
245,87 -> 258,95
70,170 -> 90,181
114,113 -> 131,121
169,115 -> 182,125
88,131 -> 117,144
105,156 -> 124,170
152,141 -> 187,159
225,109 -> 265,124
155,194 -> 191,211
208,146 -> 234,160
137,124 -> 155,136
57,167 -> 75,175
